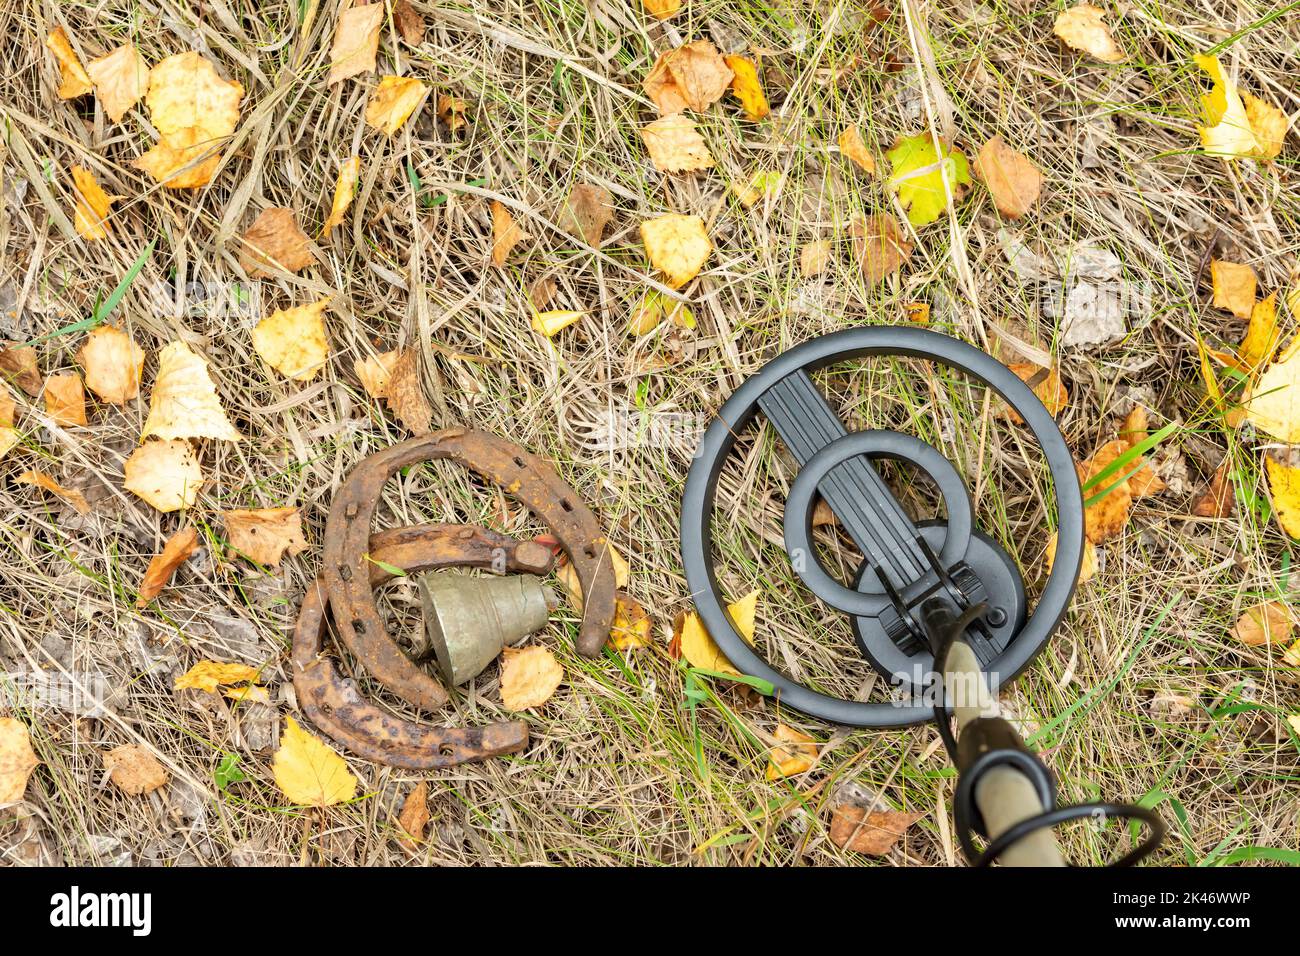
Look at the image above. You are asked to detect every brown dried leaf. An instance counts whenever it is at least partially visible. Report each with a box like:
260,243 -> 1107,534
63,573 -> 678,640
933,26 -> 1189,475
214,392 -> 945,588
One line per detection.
1230,601 -> 1293,647
137,525 -> 199,607
838,126 -> 876,174
500,645 -> 563,710
85,44 -> 149,123
327,1 -> 384,84
1191,462 -> 1234,518
642,40 -> 734,115
1053,4 -> 1124,63
559,184 -> 613,248
490,200 -> 528,267
44,373 -> 87,426
386,348 -> 432,434
223,507 -> 308,567
355,350 -> 400,400
829,806 -> 923,855
393,0 -> 426,44
238,208 -> 315,277
1119,405 -> 1149,445
853,214 -> 913,285
78,325 -> 144,404
0,344 -> 41,396
640,114 -> 715,172
123,440 -> 203,513
18,470 -> 90,516
397,781 -> 430,848
103,744 -> 169,795
436,94 -> 468,132
974,135 -> 1042,219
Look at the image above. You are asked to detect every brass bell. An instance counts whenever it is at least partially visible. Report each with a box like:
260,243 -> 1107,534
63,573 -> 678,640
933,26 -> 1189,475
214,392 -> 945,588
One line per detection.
417,573 -> 553,685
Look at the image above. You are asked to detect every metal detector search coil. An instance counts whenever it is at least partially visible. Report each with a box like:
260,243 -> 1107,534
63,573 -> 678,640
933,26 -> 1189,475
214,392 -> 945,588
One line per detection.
680,326 -> 1085,727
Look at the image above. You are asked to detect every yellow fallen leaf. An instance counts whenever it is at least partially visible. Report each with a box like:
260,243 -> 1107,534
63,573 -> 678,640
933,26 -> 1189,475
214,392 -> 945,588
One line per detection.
1053,4 -> 1124,63
678,590 -> 758,676
1079,440 -> 1132,544
44,373 -> 87,426
123,440 -> 203,512
886,134 -> 971,227
18,470 -> 90,516
224,684 -> 272,705
1245,346 -> 1300,443
1044,530 -> 1097,584
1265,452 -> 1300,538
1,386 -> 22,460
223,507 -> 308,567
1243,92 -> 1288,160
85,44 -> 149,123
1230,601 -> 1293,647
627,289 -> 695,335
365,75 -> 428,135
142,341 -> 242,442
102,744 -> 168,796
272,715 -> 358,807
642,40 -> 734,115
490,200 -> 528,267
0,718 -> 39,804
974,135 -> 1042,219
643,0 -> 680,20
1194,54 -> 1263,160
801,240 -> 832,277
1002,363 -> 1069,424
725,55 -> 768,120
71,165 -> 117,240
838,126 -> 876,175
136,52 -> 243,188
78,325 -> 144,404
532,309 -> 585,338
610,595 -> 653,651
46,27 -> 93,99
237,207 -> 315,277
327,1 -> 384,84
175,660 -> 262,693
640,115 -> 715,173
252,298 -> 331,381
1210,259 -> 1257,320
853,213 -> 913,284
137,525 -> 198,607
500,645 -> 563,710
1239,293 -> 1280,372
322,157 -> 361,237
354,349 -> 400,399
640,214 -> 711,289
436,93 -> 468,132
765,723 -> 818,780
729,170 -> 781,208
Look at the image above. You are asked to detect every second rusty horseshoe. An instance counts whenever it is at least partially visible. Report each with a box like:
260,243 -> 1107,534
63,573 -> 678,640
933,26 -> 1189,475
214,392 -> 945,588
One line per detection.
293,524 -> 548,768
321,429 -> 618,712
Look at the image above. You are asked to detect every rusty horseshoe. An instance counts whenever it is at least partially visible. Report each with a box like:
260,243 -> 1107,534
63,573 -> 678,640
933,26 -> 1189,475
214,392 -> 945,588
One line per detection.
292,524 -> 549,768
320,429 -> 618,713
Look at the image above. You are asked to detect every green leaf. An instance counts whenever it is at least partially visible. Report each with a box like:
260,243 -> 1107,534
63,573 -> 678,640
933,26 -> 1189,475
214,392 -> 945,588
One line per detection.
886,134 -> 971,227
215,752 -> 247,791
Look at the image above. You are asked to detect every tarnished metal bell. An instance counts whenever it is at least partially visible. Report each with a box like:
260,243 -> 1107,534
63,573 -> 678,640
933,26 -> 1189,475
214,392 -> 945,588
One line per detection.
417,573 -> 552,685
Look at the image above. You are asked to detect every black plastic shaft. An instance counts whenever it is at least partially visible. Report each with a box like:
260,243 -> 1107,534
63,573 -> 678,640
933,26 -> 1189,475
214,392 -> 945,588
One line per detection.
758,370 -> 928,587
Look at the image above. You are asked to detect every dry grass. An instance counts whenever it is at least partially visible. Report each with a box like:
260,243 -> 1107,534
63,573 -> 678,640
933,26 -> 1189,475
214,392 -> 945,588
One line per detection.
1,0 -> 1298,866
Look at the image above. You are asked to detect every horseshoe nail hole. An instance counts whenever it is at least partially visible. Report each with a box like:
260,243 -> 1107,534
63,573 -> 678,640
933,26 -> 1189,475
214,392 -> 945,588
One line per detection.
338,565 -> 352,581
560,499 -> 573,512
584,545 -> 596,558
513,456 -> 525,468
352,620 -> 366,634
439,744 -> 456,757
